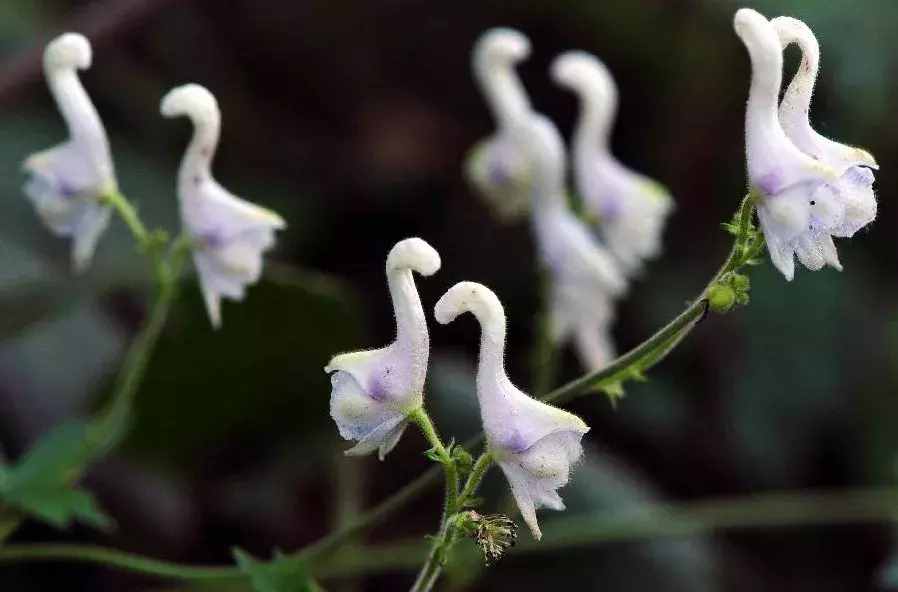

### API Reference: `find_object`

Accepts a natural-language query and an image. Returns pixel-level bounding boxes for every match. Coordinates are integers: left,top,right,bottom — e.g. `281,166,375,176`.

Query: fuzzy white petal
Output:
734,9,875,280
324,238,439,459
435,282,589,539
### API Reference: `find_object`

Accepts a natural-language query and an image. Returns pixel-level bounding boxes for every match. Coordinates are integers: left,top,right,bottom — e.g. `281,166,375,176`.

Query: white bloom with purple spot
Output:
434,281,589,540
161,84,286,328
465,28,535,221
514,113,626,371
735,9,876,281
772,15,878,239
552,51,673,274
23,33,115,272
325,238,440,460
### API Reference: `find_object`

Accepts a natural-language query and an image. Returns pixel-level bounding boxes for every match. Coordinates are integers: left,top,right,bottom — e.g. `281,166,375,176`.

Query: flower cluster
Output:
466,28,675,372
23,34,285,327
324,240,589,539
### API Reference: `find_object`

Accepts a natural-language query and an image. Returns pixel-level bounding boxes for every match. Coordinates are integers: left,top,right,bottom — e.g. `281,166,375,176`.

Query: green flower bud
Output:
708,283,736,313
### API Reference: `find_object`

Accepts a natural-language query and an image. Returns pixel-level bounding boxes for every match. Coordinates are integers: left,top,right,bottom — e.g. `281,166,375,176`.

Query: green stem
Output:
407,407,462,592
103,190,150,247
0,544,241,581
530,275,558,397
458,452,493,506
86,238,190,458
408,408,458,514
5,486,898,581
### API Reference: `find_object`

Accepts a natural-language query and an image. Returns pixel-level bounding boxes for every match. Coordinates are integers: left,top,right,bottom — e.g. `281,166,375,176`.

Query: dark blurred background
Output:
1,0,897,590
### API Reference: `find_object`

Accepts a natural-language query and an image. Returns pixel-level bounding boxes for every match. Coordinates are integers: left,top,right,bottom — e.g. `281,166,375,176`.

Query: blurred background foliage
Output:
1,0,897,590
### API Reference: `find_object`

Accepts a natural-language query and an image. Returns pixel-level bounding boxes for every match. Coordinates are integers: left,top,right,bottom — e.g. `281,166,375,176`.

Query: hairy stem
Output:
103,190,150,246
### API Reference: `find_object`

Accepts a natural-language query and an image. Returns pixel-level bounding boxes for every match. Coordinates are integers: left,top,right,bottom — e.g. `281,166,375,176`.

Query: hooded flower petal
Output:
734,8,876,281
325,238,441,459
435,282,589,539
511,112,626,370
772,16,878,172
465,28,535,221
161,84,286,327
551,51,674,274
771,15,877,239
23,33,116,272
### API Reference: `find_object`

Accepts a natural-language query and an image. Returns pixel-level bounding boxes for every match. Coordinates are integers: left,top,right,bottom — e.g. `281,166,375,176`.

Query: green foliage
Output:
233,548,317,592
0,422,111,529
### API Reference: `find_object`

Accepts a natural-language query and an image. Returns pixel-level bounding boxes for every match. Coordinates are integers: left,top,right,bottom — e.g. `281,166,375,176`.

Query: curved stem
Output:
0,544,241,581
409,408,458,514
102,190,150,247
459,452,493,505
86,240,190,458
6,484,895,582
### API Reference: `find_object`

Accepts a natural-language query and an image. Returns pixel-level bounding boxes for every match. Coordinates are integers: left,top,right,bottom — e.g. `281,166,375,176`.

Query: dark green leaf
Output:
233,548,316,592
0,421,112,529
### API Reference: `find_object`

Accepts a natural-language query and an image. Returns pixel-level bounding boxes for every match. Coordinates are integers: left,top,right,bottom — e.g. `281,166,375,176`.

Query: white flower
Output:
551,51,673,274
22,33,116,272
734,9,876,281
434,281,589,540
465,28,535,221
325,238,441,460
161,84,286,328
514,113,626,371
772,15,878,239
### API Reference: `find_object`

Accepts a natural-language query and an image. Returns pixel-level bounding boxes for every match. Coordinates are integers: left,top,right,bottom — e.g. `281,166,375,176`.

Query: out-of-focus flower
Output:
551,51,673,274
435,282,589,540
22,33,115,272
515,113,626,371
161,84,286,327
734,9,876,281
465,28,535,220
325,238,440,460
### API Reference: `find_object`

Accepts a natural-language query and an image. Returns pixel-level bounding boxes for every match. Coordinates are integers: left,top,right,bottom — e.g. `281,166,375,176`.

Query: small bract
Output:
435,281,589,540
325,238,441,460
23,33,116,272
161,84,286,327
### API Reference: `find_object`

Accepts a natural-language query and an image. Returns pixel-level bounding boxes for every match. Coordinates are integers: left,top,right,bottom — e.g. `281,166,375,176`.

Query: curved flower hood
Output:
772,16,878,174
325,238,440,460
512,112,626,370
734,9,876,281
435,281,589,540
551,50,673,274
23,33,116,272
161,84,286,327
465,28,535,220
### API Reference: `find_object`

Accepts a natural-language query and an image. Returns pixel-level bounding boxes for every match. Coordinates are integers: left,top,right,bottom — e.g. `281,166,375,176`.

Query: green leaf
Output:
1,485,112,530
0,421,112,529
2,422,94,488
233,548,316,592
